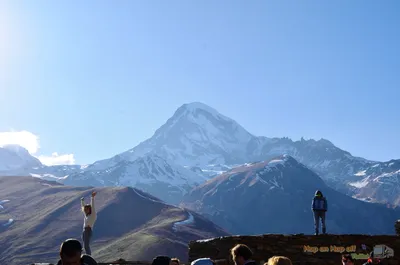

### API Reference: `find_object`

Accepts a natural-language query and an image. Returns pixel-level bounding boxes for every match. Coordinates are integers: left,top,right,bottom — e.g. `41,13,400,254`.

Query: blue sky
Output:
0,0,399,164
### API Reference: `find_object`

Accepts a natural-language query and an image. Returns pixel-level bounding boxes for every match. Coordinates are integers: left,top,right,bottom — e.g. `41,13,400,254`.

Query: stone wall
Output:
188,234,400,265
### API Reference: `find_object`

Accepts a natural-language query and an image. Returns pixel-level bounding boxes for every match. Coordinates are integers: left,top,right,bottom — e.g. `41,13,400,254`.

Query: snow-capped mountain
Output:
90,102,256,170
247,137,375,192
1,102,398,206
0,144,208,204
60,154,207,204
181,155,400,235
0,145,42,172
349,159,400,205
88,102,376,189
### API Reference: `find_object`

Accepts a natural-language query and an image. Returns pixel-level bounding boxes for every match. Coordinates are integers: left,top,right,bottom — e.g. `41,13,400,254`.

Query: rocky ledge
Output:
189,234,400,265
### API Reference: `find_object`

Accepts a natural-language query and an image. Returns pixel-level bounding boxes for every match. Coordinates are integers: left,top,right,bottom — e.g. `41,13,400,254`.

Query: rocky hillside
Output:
182,155,400,235
0,176,228,265
349,159,400,205
248,137,374,191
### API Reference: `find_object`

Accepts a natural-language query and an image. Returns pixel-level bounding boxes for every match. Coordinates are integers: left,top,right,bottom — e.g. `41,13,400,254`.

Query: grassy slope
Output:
0,176,228,265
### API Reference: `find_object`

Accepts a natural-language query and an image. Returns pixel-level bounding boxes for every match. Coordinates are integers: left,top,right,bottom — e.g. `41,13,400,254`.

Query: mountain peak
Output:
299,137,334,147
173,102,232,123
0,145,42,171
121,102,255,166
181,102,220,114
1,144,30,154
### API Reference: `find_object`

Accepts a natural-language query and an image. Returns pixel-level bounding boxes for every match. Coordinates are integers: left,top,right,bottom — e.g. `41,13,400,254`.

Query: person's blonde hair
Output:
266,256,292,265
171,258,180,265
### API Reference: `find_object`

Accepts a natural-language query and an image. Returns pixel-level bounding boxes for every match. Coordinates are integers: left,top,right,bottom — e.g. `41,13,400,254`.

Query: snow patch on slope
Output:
3,219,14,227
374,170,400,183
349,178,370,188
31,173,69,181
0,199,10,210
268,159,285,165
173,211,195,231
131,188,170,206
0,200,13,227
115,155,207,187
354,170,367,177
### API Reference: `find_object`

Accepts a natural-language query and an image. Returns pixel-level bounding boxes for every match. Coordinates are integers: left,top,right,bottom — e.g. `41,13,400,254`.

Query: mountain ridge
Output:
181,154,399,235
0,101,398,206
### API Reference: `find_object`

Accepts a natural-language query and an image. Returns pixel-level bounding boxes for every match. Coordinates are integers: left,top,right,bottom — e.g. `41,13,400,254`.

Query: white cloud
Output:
38,152,76,166
0,130,76,166
0,131,39,154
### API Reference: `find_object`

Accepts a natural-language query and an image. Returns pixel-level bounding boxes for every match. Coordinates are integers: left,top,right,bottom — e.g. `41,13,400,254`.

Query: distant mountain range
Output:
1,102,398,207
0,176,228,265
1,101,400,240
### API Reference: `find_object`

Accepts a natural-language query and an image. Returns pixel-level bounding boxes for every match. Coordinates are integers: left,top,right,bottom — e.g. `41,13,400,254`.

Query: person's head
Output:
266,256,292,265
191,258,216,265
171,258,181,265
59,239,82,265
83,204,92,215
152,256,171,265
231,244,253,265
341,254,354,265
315,190,323,197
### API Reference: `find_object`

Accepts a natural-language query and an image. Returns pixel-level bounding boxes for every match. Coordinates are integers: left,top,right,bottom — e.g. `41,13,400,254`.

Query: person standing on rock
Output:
311,190,327,235
81,191,97,256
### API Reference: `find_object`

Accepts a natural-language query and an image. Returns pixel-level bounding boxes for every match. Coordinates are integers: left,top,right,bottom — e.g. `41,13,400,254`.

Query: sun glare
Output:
0,3,27,83
0,9,15,67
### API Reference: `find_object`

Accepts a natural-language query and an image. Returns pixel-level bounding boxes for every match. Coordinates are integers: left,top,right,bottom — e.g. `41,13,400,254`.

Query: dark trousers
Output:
313,210,326,234
82,227,93,256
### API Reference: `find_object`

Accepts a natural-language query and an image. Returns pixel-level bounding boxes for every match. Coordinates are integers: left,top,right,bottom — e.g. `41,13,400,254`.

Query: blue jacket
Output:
312,196,328,211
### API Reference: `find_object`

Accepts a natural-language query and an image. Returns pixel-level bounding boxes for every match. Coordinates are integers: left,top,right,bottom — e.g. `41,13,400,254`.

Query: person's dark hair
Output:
231,244,253,261
60,238,83,257
342,254,354,262
84,204,92,215
152,256,171,265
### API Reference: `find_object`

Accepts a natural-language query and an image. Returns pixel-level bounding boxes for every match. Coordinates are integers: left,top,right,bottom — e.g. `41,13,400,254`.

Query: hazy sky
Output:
0,0,399,165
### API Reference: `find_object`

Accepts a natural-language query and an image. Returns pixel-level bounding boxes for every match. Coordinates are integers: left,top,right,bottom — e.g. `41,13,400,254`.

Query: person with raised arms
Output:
81,191,97,256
